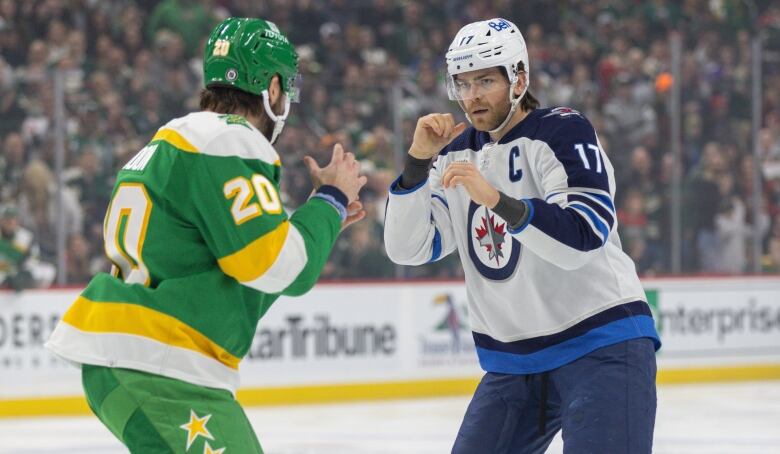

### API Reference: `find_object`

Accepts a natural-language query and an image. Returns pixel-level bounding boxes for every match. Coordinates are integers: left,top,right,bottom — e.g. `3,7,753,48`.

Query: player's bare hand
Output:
442,161,500,208
304,143,367,204
341,200,366,231
409,113,467,159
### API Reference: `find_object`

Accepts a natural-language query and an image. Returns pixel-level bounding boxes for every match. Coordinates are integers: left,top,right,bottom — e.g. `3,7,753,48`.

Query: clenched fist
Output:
409,113,468,159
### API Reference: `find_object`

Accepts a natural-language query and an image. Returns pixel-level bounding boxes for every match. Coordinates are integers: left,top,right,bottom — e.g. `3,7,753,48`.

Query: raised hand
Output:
442,161,500,208
304,143,368,227
409,113,468,160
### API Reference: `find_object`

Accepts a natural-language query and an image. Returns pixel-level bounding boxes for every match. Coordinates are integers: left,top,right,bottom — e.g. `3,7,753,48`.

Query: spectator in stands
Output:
147,0,217,58
767,215,780,272
618,146,663,242
687,142,726,270
128,88,164,138
603,74,657,153
619,189,649,245
0,4,26,67
0,203,33,290
21,39,48,85
737,154,772,264
0,132,26,201
64,232,94,284
64,148,110,241
17,160,83,261
714,173,749,273
0,203,54,290
151,30,199,116
0,57,24,138
329,219,394,279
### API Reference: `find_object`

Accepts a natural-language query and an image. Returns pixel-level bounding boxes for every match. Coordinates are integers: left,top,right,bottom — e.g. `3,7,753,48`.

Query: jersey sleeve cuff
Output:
390,174,428,195
313,185,348,221
491,192,533,234
506,198,535,234
399,155,432,189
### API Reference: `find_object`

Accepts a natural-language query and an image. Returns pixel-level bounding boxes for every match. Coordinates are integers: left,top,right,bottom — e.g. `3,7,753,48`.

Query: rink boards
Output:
1,277,779,417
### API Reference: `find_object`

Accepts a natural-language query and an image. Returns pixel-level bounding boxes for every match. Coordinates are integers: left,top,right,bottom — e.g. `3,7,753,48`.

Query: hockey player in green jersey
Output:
45,18,366,453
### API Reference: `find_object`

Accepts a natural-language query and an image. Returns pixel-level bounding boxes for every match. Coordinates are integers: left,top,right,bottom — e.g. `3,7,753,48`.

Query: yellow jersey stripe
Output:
218,221,291,283
152,128,199,153
62,296,240,369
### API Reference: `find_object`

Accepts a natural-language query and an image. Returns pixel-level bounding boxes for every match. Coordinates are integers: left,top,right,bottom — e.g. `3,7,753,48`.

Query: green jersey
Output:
46,111,343,393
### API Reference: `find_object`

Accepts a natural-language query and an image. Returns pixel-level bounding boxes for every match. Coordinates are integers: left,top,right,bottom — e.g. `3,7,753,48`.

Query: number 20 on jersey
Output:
223,174,282,225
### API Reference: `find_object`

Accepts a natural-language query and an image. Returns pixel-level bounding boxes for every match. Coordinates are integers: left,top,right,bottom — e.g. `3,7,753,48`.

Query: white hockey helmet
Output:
445,18,530,132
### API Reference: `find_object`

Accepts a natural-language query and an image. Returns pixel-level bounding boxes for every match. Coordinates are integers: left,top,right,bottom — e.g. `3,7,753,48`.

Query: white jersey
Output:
384,107,660,374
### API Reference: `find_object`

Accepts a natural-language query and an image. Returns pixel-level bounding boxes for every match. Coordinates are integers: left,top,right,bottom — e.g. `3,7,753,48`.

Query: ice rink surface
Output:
1,380,779,453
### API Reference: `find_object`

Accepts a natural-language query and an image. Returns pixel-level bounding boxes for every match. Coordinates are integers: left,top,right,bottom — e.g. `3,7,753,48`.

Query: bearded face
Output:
454,67,514,132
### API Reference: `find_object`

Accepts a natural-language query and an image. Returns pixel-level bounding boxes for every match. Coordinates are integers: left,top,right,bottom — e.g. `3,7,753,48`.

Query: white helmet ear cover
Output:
510,63,530,103
262,90,291,144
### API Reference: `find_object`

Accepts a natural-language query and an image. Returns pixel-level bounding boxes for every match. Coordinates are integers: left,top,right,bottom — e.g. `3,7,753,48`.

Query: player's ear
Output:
268,75,282,105
514,71,526,97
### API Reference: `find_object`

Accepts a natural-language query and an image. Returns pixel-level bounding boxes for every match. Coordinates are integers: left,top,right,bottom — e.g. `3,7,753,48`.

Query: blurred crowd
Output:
1,0,780,290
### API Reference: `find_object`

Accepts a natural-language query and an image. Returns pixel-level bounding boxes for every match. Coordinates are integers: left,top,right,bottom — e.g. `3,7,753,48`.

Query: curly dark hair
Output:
199,86,276,138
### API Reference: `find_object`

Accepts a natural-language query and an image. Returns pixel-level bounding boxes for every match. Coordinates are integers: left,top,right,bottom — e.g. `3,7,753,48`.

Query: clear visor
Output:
446,72,511,101
284,73,303,103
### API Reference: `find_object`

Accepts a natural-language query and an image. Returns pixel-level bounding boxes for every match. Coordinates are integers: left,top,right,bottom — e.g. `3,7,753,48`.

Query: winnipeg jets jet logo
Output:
542,107,582,118
475,207,507,265
467,202,521,280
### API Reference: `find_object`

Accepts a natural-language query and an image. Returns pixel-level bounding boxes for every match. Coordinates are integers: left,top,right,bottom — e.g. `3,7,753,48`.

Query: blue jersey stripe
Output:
431,193,449,209
427,227,442,263
527,198,603,251
583,191,615,212
568,194,615,226
473,301,652,354
475,316,660,374
546,191,615,218
571,204,610,242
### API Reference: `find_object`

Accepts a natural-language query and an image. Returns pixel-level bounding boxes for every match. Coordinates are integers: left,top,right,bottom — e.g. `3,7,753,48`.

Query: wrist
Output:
491,192,529,229
487,189,500,209
400,154,432,189
408,144,435,160
312,185,348,221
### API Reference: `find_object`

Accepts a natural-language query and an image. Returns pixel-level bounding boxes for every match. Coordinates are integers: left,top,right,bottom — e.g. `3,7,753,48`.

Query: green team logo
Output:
218,114,252,130
645,288,661,334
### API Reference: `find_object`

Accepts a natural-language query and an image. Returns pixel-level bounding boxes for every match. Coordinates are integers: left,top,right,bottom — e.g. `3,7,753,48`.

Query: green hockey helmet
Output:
203,17,299,102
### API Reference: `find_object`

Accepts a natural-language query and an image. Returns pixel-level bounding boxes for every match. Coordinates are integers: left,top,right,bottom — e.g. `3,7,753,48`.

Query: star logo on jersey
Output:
203,441,226,454
474,207,507,265
180,410,215,451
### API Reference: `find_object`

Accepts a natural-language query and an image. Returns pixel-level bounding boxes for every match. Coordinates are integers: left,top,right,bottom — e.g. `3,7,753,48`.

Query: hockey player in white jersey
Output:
384,18,660,453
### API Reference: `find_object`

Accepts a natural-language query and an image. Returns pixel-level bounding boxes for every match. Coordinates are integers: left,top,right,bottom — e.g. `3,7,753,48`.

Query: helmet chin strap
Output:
262,90,291,144
488,74,528,136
